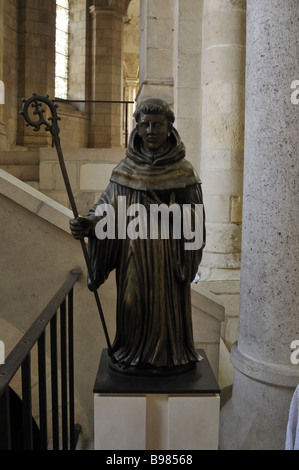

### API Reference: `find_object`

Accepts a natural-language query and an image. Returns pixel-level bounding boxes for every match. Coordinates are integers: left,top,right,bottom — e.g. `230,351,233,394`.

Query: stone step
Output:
0,150,40,165
0,165,39,181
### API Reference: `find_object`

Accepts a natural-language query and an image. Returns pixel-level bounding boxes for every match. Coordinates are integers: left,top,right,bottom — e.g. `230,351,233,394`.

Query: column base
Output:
219,345,298,450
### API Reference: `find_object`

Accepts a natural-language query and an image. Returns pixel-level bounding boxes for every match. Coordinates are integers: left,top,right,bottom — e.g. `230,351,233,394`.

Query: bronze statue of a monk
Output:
70,98,205,375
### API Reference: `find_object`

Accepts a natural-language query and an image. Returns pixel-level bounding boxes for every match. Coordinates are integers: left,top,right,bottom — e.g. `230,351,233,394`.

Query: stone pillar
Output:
138,0,203,170
89,1,130,148
124,77,138,138
220,0,299,450
173,0,203,170
0,0,6,149
123,0,139,137
68,0,89,114
17,0,56,148
200,0,246,281
137,0,174,105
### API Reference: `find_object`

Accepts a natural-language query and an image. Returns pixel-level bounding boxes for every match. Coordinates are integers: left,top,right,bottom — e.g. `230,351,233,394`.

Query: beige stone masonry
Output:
173,0,203,171
68,1,89,111
80,164,118,191
89,4,129,147
191,282,225,378
137,0,175,104
200,280,240,349
55,102,89,149
16,0,56,148
200,0,246,281
39,147,123,215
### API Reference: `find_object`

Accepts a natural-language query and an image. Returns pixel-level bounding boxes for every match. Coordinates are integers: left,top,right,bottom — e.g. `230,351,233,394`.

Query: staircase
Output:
0,150,40,188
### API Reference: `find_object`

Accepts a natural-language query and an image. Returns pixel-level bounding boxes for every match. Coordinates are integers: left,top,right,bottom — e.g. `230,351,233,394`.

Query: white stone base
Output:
94,393,220,450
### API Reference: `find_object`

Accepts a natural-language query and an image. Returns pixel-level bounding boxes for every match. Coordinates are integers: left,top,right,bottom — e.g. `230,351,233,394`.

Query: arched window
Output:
55,0,69,99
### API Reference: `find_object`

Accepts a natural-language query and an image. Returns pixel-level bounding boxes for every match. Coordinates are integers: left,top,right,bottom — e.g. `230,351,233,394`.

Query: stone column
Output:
123,0,139,138
138,0,204,170
89,1,130,148
68,0,89,114
220,0,299,450
137,0,174,105
173,0,203,170
124,77,138,138
17,0,56,148
199,0,246,281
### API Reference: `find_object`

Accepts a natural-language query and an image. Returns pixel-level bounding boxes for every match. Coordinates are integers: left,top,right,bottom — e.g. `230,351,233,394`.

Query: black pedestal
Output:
94,349,220,394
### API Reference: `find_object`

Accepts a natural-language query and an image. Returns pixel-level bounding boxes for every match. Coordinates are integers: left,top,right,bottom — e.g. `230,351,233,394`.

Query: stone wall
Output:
199,0,246,282
0,0,137,151
201,280,240,350
138,0,175,105
173,0,203,170
39,147,123,215
2,0,18,150
191,282,225,378
68,0,89,109
55,102,90,149
17,0,56,148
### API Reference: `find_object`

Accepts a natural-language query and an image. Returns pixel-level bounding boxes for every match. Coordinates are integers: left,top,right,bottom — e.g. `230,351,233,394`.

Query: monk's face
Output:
137,113,171,153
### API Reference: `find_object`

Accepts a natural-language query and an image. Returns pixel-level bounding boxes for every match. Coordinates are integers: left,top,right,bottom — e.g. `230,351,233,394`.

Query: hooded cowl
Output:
110,127,201,191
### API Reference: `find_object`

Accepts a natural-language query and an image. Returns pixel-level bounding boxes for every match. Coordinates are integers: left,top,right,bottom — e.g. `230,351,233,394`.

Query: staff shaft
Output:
21,93,112,355
55,137,112,354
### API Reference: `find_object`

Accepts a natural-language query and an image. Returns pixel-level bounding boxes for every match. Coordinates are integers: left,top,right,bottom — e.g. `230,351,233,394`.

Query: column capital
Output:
91,0,131,16
125,77,139,87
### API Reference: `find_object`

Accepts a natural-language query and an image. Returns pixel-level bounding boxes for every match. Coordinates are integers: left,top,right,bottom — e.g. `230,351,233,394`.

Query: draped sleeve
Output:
87,182,122,290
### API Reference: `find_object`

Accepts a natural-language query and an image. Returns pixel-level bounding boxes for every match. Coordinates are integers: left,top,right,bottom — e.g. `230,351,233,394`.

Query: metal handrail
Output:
0,268,82,450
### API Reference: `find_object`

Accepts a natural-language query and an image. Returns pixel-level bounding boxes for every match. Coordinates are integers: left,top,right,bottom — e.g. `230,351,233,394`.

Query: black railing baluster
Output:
60,300,68,450
38,331,47,449
21,354,33,450
0,269,82,451
68,288,75,450
50,314,59,450
0,387,11,450
125,102,128,148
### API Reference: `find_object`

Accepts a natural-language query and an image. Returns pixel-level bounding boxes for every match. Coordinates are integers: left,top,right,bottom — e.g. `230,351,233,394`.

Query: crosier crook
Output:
20,92,112,355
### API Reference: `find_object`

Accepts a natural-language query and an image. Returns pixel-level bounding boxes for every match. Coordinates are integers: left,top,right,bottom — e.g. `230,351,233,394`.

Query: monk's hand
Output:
69,216,93,239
